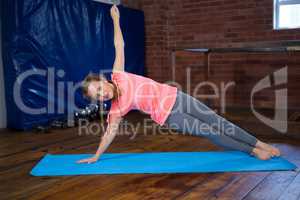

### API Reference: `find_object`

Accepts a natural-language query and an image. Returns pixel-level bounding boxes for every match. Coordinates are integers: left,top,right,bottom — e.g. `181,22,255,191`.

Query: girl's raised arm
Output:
111,5,125,72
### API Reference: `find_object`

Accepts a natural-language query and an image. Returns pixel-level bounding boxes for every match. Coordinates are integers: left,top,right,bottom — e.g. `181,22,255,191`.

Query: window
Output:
274,0,300,29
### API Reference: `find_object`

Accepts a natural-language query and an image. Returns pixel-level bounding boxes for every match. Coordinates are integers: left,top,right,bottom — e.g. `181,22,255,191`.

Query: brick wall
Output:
124,0,300,110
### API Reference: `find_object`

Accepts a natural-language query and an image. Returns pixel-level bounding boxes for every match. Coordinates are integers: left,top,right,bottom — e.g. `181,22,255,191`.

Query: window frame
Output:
273,0,300,30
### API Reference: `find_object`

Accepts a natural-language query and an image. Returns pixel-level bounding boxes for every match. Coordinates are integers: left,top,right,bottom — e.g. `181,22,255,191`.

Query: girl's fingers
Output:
111,7,117,16
77,159,88,163
77,158,97,164
113,5,119,13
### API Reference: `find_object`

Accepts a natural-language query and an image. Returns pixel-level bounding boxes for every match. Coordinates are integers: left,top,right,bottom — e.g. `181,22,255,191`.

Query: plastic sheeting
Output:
1,0,145,130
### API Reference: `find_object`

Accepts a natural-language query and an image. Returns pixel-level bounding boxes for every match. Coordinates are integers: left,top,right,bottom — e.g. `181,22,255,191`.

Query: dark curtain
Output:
1,0,145,130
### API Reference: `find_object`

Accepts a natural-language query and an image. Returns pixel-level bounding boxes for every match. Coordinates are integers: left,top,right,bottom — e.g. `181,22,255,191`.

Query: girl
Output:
77,5,281,164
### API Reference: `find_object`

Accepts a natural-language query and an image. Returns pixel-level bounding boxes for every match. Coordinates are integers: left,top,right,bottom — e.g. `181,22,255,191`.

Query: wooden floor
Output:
1,112,300,200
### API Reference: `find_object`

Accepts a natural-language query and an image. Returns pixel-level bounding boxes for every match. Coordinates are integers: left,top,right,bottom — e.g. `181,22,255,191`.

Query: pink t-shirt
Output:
106,71,178,126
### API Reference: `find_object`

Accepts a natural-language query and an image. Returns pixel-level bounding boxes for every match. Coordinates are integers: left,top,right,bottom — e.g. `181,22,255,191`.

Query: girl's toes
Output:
272,147,281,157
261,151,272,160
252,148,272,160
268,145,280,157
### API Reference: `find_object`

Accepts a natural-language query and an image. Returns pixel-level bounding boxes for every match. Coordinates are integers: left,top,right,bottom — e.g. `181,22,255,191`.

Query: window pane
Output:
279,0,300,4
279,4,300,28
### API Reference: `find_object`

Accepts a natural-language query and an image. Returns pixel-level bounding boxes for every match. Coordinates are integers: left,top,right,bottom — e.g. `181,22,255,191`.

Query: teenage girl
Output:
77,5,281,164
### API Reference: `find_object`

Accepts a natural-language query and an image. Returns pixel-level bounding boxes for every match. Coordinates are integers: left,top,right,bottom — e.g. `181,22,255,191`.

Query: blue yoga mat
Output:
30,151,297,176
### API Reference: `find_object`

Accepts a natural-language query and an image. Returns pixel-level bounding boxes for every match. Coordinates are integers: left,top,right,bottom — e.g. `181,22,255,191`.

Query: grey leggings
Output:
164,90,258,154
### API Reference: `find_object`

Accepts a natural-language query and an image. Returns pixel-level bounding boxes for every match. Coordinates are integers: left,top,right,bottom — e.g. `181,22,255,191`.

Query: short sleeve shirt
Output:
106,71,178,126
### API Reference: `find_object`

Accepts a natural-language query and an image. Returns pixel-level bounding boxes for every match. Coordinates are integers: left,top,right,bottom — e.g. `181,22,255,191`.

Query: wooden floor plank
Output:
173,173,241,200
0,129,81,158
243,171,298,200
243,144,300,200
213,172,271,200
278,170,300,200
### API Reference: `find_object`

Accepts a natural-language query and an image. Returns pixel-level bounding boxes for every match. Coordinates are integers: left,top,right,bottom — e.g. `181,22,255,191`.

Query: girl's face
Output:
87,80,114,101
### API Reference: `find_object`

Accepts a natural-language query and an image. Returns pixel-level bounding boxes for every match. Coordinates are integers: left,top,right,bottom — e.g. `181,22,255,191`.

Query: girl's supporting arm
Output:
77,116,122,164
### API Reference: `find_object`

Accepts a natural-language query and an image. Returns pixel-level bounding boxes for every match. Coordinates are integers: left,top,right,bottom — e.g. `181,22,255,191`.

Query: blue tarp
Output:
1,0,144,130
30,151,297,176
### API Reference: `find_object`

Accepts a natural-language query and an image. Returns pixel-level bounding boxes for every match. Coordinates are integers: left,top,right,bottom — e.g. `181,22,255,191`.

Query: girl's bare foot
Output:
256,141,281,157
251,148,272,160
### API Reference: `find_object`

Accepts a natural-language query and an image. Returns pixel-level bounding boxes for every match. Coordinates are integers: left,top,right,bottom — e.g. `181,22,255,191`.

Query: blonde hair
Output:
81,73,121,101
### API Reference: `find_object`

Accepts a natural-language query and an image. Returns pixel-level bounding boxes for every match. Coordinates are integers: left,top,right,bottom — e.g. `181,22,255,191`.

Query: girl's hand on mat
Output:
76,156,99,164
110,5,120,20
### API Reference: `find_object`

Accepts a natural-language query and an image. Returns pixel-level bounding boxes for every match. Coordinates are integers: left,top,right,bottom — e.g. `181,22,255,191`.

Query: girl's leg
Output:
176,91,258,147
165,111,255,154
165,111,272,160
174,91,280,156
